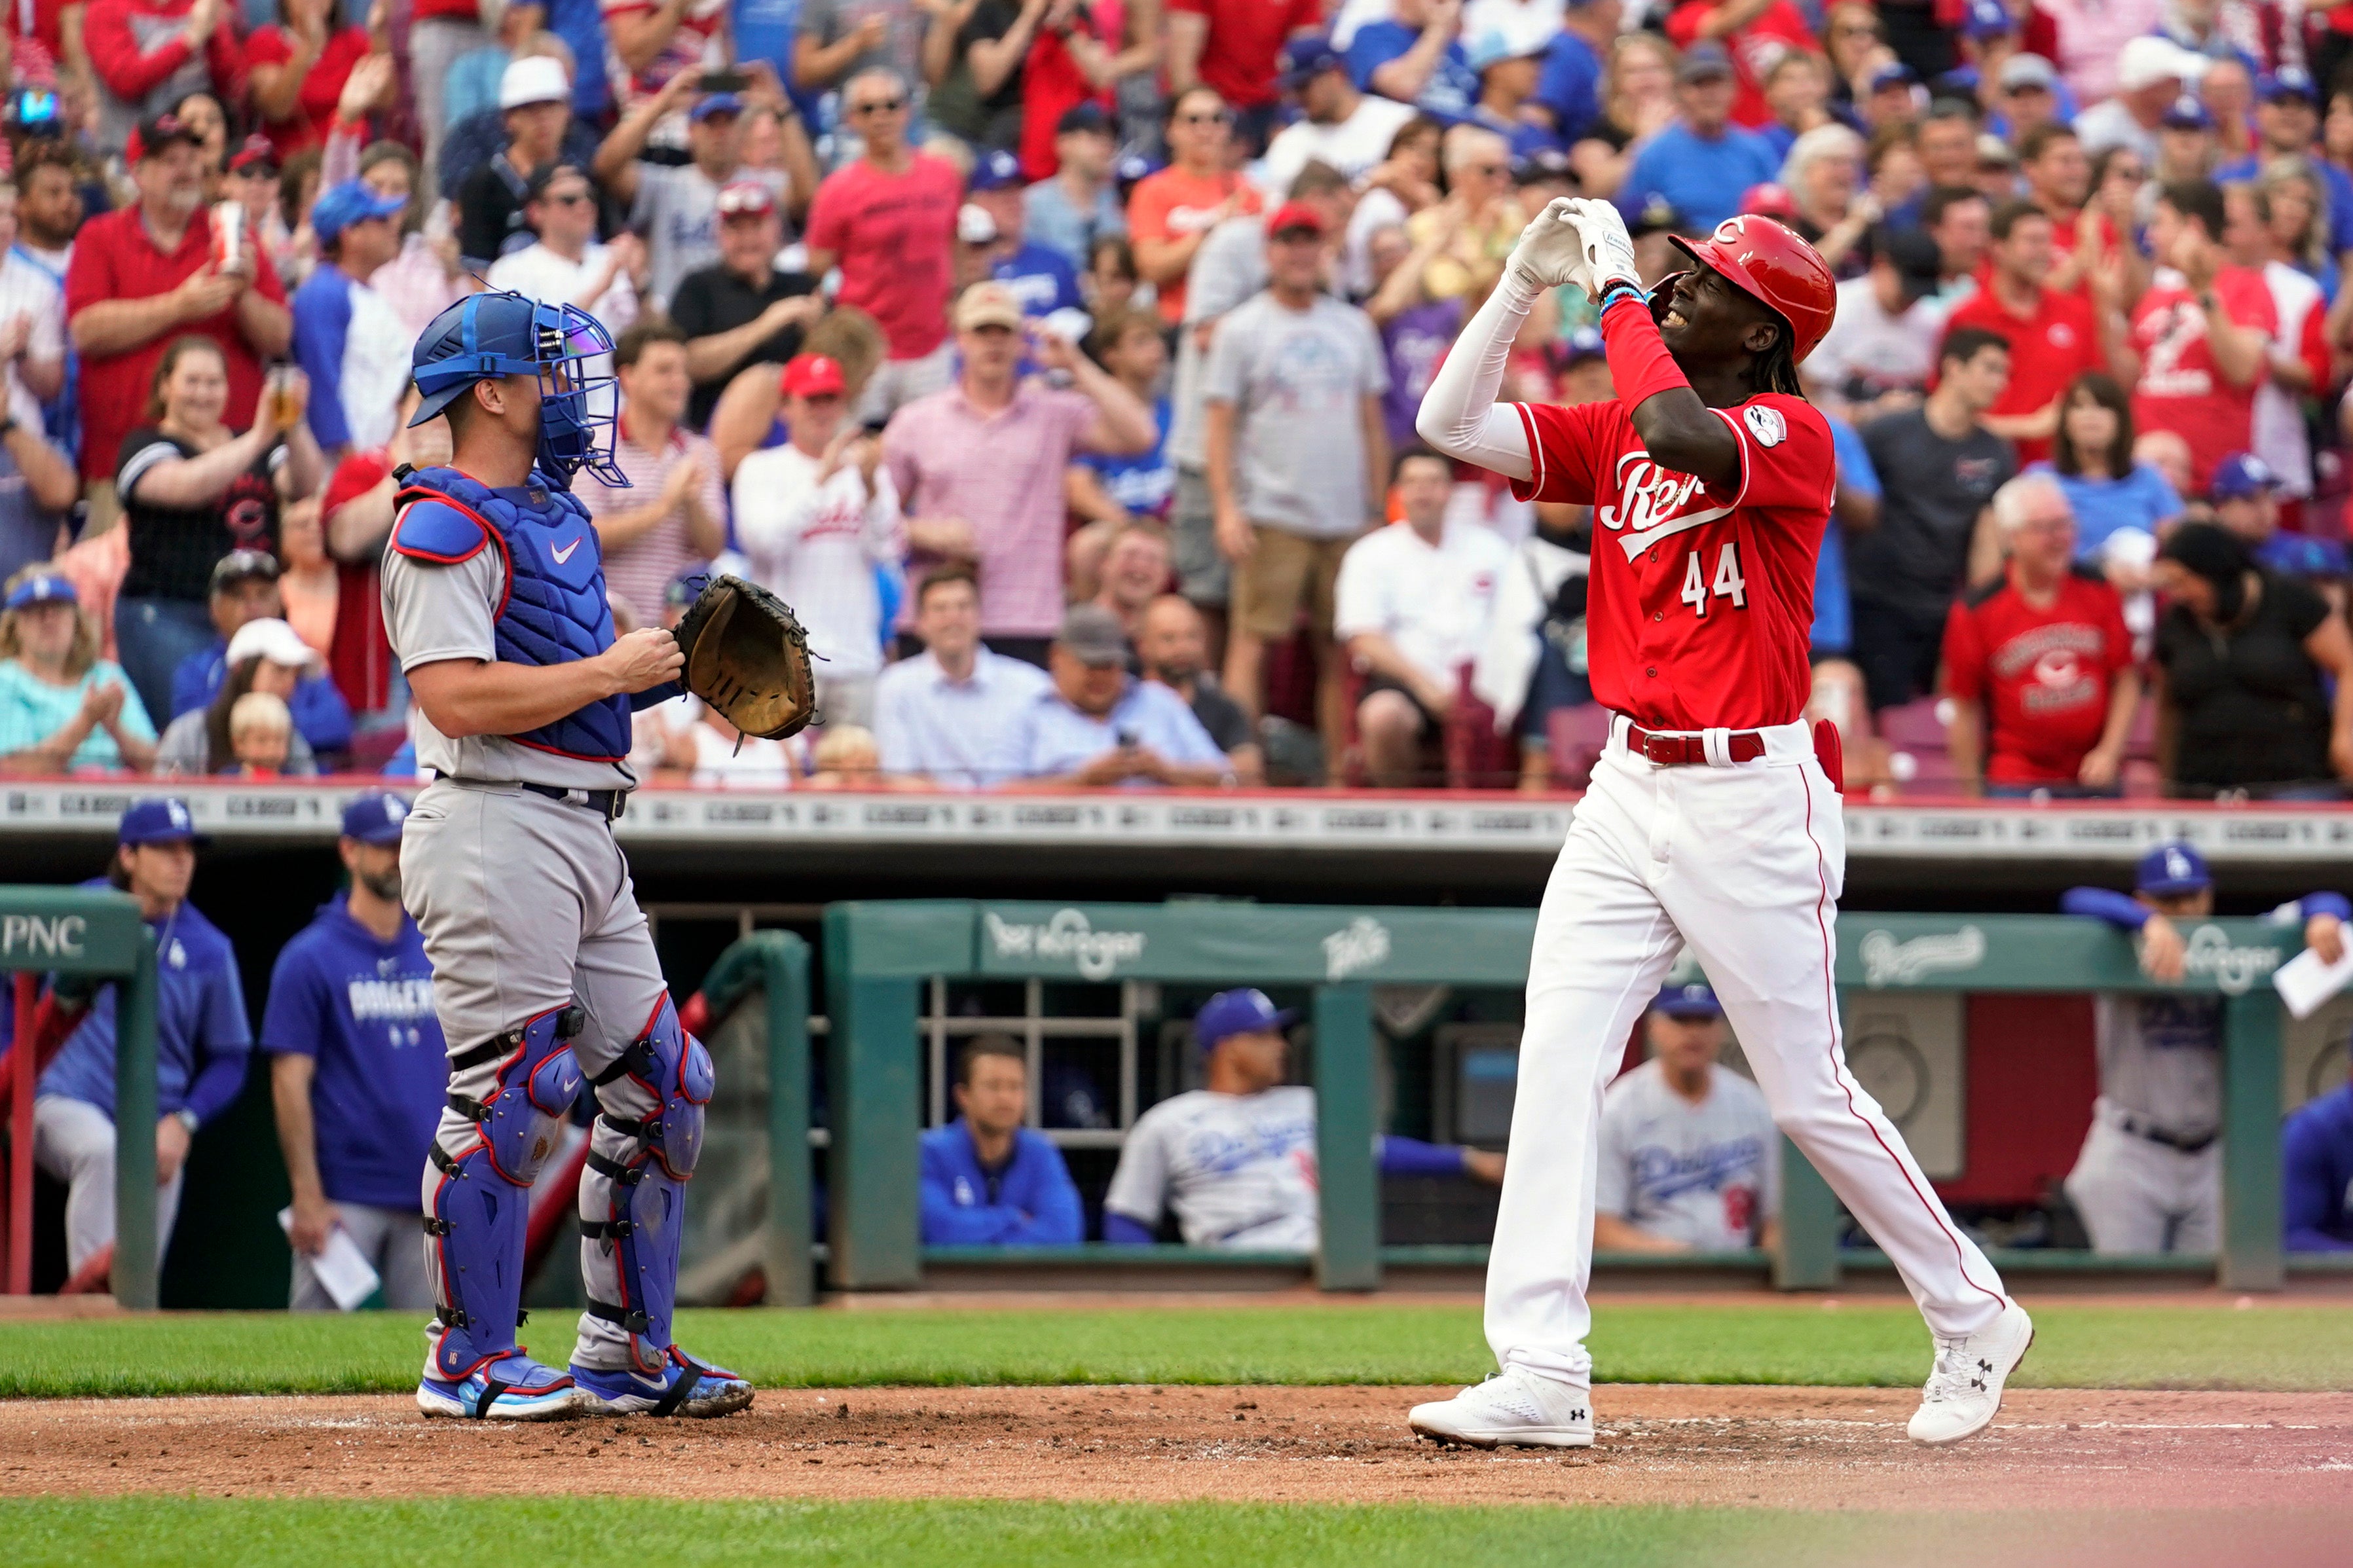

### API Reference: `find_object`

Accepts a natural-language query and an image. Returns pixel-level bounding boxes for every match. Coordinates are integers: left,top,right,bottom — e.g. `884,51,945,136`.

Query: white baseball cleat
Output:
1409,1368,1595,1449
1908,1298,2035,1446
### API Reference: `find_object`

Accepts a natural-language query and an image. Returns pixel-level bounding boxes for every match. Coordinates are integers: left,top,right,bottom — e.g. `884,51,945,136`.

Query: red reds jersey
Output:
1510,393,1835,731
2129,264,2277,494
1940,566,2133,785
1661,0,1822,130
1941,284,2101,467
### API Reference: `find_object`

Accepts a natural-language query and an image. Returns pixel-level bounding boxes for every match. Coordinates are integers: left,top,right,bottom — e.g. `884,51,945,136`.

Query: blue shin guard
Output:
419,1004,584,1417
575,995,747,1414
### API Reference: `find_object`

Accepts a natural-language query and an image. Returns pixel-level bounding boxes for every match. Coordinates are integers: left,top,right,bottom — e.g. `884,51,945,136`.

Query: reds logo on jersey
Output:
1596,450,1730,559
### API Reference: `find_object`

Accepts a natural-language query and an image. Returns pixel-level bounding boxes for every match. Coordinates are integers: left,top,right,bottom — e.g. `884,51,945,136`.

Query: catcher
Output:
383,289,807,1421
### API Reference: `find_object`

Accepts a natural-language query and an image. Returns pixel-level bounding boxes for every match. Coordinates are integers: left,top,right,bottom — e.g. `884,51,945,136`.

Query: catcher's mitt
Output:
671,574,819,740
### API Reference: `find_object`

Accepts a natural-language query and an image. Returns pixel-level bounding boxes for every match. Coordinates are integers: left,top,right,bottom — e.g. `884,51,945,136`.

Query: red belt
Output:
1621,721,1767,767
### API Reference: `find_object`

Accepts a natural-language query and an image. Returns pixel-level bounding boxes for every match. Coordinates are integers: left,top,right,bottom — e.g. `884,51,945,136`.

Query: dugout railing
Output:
0,886,163,1307
690,902,2331,1299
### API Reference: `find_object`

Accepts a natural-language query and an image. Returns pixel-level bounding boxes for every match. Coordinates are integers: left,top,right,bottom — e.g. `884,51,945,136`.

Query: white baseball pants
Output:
1487,717,2009,1382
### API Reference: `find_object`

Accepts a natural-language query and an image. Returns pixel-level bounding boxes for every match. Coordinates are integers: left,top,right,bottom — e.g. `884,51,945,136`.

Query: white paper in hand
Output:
2272,943,2353,1020
277,1207,380,1310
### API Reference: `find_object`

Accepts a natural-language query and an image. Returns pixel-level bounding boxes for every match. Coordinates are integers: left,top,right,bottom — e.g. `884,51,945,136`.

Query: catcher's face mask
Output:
408,291,624,491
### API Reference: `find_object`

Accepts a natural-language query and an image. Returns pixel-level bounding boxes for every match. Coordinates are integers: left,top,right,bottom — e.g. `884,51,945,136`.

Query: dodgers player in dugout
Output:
1413,198,2035,1450
2060,842,2348,1256
382,289,752,1421
265,792,445,1311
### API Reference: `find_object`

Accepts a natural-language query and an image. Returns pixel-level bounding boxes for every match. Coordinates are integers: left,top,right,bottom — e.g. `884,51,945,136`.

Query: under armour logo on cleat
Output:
1978,1359,1992,1373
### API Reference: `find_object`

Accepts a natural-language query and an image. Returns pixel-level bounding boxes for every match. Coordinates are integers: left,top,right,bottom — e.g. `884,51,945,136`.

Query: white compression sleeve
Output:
1414,272,1538,483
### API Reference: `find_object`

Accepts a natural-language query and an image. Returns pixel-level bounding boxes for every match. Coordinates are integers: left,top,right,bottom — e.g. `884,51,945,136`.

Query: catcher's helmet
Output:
408,289,624,490
1667,215,1838,364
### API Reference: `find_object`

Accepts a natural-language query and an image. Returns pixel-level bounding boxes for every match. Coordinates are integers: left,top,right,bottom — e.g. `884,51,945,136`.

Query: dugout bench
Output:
695,903,2333,1300
0,886,163,1308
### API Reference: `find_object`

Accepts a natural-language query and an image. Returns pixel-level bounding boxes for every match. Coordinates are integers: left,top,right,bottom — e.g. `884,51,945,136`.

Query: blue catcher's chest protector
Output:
390,465,634,761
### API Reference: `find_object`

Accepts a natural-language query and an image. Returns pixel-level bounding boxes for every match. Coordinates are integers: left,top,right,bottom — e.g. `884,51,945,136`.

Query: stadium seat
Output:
1546,703,1613,790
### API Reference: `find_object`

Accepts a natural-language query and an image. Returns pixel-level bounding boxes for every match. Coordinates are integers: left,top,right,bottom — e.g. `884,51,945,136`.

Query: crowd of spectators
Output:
0,0,2346,796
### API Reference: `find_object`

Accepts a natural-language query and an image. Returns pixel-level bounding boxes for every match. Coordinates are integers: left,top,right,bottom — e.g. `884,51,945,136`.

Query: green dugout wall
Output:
789,902,2313,1295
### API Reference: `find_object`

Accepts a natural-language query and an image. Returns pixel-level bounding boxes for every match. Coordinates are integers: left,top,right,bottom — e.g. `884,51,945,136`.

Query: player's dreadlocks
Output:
1749,322,1803,399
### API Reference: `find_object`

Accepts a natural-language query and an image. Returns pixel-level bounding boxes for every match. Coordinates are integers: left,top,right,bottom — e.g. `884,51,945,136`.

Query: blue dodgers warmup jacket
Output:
917,1121,1084,1246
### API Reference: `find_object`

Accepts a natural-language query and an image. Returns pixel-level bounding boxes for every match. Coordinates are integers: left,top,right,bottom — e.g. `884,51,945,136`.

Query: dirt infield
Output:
5,1385,2350,1511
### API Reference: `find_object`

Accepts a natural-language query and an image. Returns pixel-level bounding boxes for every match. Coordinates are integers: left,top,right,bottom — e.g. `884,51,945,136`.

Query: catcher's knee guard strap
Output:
579,995,713,1373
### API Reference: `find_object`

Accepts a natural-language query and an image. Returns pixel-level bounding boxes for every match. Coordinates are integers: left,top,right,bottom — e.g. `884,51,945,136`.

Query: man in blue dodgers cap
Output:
263,792,445,1311
2058,843,2350,1253
1100,988,1504,1249
383,288,750,1421
33,798,248,1284
1592,982,1781,1256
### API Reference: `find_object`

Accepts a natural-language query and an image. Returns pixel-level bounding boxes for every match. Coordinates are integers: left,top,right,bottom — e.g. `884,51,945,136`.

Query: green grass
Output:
7,1300,2348,1398
11,1499,2344,1568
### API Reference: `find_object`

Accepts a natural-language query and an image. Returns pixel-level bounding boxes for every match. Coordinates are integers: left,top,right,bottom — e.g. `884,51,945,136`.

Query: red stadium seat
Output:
1546,703,1613,790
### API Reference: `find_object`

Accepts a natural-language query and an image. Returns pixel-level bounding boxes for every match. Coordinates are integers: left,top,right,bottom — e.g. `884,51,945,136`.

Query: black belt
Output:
445,777,628,822
2114,1110,2217,1154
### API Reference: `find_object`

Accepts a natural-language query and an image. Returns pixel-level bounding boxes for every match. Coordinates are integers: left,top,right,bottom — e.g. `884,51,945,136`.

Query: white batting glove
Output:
1568,198,1642,297
1505,197,1595,296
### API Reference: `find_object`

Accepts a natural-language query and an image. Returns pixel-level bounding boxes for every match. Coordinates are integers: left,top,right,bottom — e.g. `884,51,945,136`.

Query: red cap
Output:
1737,181,1798,220
1266,200,1327,237
322,449,393,519
715,179,777,219
780,354,847,399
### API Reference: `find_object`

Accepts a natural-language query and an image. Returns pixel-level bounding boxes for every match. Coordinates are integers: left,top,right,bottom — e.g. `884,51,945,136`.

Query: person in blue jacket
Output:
33,797,251,1278
918,1037,1084,1246
2283,1067,2353,1252
2058,841,2347,1253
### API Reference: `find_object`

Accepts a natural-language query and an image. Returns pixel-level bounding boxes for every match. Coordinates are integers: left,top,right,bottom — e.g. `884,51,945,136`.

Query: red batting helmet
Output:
1667,215,1838,364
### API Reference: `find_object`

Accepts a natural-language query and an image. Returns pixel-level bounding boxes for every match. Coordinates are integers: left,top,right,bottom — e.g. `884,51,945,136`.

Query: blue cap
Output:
1868,61,1918,94
2209,451,2278,500
1195,988,1299,1051
119,797,201,847
4,571,75,611
340,792,410,846
2137,841,2212,897
971,148,1025,192
2260,67,2318,103
2161,94,2213,131
1115,153,1161,187
1652,983,1722,1019
1935,65,1983,97
1278,31,1346,87
310,179,407,244
690,92,743,122
1964,0,2014,38
1562,325,1606,363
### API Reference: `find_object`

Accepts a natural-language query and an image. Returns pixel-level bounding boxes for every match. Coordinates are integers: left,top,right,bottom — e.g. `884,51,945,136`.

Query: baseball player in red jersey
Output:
1407,198,2033,1450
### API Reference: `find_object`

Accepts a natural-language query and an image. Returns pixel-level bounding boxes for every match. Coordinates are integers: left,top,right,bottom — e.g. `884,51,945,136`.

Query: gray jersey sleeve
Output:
1102,1107,1172,1226
382,546,502,673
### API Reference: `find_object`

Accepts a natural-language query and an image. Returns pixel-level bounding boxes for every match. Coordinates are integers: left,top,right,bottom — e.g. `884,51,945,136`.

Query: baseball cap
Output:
1056,102,1112,138
228,135,278,175
2209,451,2279,500
690,92,743,122
2258,532,2350,577
525,161,592,201
1279,31,1348,87
957,202,999,245
125,111,202,164
209,549,281,594
1466,28,1547,71
2260,67,2319,104
1976,133,2018,169
1867,61,1919,94
971,148,1026,192
2001,53,2058,92
1739,181,1799,220
1651,983,1722,1019
1054,602,1128,668
779,352,847,399
1678,42,1735,84
1195,988,1299,1051
1561,325,1606,364
2136,841,2212,897
226,616,316,670
2160,94,2214,132
310,179,408,244
714,178,776,219
1115,152,1162,189
119,797,202,847
1627,193,1684,238
1935,66,1983,99
499,54,570,111
4,571,75,611
954,279,1025,331
1267,199,1327,237
1513,146,1574,187
2116,35,2200,96
1963,0,2015,39
340,792,410,846
664,568,709,611
1878,227,1946,303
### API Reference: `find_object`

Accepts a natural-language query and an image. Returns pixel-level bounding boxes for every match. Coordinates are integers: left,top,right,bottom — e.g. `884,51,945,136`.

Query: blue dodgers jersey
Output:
37,880,250,1120
260,895,447,1210
917,1122,1083,1245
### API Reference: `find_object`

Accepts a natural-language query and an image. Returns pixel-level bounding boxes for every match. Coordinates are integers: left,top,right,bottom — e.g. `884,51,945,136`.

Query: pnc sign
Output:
0,912,86,961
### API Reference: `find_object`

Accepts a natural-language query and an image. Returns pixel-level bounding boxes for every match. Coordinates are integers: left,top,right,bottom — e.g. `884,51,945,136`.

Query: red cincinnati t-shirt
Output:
1510,392,1835,731
243,26,374,158
1662,0,1825,130
2129,264,2277,494
804,153,963,361
1168,0,1320,110
1940,566,2134,784
1940,283,2102,468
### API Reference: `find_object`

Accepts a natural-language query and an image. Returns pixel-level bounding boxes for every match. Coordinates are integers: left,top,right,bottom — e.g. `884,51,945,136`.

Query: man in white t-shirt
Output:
731,354,902,727
1594,984,1781,1254
1335,448,1511,786
1103,987,1502,1249
1261,33,1418,199
485,164,646,335
1805,228,1948,421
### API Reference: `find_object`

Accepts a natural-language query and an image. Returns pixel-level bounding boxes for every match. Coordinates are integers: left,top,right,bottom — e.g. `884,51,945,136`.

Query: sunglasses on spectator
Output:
853,97,906,115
